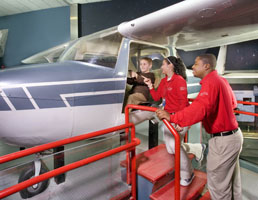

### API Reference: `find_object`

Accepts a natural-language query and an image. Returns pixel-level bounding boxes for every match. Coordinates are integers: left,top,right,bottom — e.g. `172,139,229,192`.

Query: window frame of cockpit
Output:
122,39,170,111
127,40,170,72
58,27,123,69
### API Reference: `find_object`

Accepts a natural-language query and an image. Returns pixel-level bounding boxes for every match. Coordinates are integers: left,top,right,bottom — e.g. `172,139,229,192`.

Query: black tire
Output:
18,164,50,199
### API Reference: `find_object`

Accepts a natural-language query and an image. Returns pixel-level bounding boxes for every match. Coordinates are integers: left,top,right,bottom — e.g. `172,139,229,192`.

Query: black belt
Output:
211,128,238,138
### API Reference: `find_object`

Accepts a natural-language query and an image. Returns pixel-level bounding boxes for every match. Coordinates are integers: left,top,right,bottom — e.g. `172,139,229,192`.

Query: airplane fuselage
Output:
0,61,127,146
0,29,201,147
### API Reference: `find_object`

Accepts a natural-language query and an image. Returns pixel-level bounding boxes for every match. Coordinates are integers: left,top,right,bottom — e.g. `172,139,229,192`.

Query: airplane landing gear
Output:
18,155,50,199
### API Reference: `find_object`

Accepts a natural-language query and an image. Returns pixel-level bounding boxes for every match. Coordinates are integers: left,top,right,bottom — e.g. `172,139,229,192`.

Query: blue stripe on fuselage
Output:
3,88,34,110
0,96,11,111
26,80,125,109
68,93,124,106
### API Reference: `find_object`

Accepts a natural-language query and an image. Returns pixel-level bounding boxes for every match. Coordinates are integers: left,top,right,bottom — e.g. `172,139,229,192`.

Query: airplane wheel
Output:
18,165,50,199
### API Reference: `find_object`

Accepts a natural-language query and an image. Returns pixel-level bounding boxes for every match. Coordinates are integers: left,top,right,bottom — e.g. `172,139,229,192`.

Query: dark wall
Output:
79,0,182,36
177,39,258,71
177,48,219,69
0,6,70,67
226,40,258,71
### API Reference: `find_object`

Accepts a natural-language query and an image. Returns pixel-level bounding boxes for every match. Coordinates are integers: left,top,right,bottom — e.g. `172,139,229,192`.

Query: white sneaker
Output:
180,173,195,186
195,144,206,163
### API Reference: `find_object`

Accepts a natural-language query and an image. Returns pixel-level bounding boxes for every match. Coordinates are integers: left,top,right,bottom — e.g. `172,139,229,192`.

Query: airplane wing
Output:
118,0,258,51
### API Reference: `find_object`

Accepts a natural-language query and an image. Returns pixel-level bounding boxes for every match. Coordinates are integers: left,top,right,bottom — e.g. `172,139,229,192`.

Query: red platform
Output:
121,144,194,183
200,190,211,200
150,170,207,200
110,189,131,200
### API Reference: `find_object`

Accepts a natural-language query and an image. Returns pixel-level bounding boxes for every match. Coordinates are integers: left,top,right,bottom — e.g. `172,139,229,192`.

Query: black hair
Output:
198,54,217,70
165,56,187,80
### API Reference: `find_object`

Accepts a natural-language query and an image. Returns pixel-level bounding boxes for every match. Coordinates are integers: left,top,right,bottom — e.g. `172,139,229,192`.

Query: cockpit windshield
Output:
59,27,123,69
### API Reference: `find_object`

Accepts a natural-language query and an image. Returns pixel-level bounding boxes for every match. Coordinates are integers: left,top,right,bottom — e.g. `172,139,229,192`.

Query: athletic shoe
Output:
180,173,195,186
195,144,206,163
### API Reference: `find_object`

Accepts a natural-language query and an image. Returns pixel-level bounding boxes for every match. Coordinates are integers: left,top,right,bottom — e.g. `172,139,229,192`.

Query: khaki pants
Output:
182,143,203,161
207,129,243,200
163,124,193,179
127,93,147,112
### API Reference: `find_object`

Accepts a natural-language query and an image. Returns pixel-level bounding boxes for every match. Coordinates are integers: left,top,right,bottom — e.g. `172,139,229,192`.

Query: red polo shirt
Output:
170,70,238,134
150,74,189,113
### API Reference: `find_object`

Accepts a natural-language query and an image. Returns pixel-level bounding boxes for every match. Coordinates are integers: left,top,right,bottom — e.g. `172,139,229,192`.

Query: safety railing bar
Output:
236,100,258,106
0,138,140,199
189,98,258,116
1,135,120,173
234,110,258,117
125,104,181,200
0,123,135,164
189,98,258,107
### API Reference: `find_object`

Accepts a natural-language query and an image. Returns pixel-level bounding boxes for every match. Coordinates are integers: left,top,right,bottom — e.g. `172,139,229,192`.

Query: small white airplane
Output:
1,0,258,198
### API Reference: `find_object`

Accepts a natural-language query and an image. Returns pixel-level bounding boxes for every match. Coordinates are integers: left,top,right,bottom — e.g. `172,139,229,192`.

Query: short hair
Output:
197,54,217,70
140,57,152,65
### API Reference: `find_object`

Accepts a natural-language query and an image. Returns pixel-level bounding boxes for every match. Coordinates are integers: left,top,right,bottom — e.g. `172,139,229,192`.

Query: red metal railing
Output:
235,100,258,117
125,99,257,200
125,104,181,200
1,100,256,200
0,123,140,199
189,98,258,117
237,100,258,106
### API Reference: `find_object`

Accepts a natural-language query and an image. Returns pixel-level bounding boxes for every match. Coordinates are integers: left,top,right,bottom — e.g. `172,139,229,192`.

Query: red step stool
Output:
150,170,207,200
121,144,197,199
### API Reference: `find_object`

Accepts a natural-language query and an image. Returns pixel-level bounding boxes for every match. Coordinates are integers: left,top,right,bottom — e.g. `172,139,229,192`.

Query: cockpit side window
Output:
122,42,169,111
60,29,123,69
128,43,168,87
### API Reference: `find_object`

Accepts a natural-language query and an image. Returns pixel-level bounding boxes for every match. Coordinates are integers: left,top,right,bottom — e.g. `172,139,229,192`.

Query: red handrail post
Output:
163,119,181,200
125,105,131,185
131,125,137,200
125,104,180,200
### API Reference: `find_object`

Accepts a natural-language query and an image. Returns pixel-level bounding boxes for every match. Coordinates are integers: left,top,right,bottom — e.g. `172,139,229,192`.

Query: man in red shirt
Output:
156,54,243,200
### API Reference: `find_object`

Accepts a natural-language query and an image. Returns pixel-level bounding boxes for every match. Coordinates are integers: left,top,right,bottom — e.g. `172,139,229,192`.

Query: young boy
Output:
126,57,155,110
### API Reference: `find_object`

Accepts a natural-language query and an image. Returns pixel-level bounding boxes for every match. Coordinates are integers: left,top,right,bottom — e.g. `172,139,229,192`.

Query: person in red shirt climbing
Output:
155,54,243,200
144,56,195,186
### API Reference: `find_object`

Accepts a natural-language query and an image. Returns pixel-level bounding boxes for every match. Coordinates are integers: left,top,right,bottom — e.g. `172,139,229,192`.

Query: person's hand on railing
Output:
234,107,240,116
175,124,183,132
155,109,170,121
